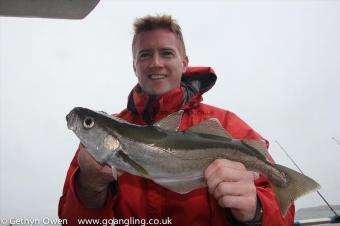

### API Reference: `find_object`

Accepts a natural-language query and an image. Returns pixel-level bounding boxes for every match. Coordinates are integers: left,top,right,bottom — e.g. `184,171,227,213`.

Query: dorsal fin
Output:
187,118,232,139
241,139,269,159
153,110,184,131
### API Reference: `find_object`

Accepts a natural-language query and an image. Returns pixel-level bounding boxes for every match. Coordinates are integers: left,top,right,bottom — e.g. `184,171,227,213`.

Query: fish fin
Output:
154,175,206,194
241,139,269,159
116,150,149,177
270,164,320,216
153,110,184,131
187,118,232,139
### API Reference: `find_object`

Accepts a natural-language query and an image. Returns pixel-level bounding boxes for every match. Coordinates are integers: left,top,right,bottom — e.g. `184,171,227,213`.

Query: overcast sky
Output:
1,0,340,221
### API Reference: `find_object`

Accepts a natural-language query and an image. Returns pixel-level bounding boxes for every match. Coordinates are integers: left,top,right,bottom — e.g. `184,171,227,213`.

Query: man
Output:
59,15,294,225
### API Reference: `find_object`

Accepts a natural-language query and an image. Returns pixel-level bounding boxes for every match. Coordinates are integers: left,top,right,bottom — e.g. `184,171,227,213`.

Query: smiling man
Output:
132,28,188,96
59,15,294,226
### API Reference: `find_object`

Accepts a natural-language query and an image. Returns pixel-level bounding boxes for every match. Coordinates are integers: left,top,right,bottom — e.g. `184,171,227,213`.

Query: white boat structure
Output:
294,205,340,226
0,0,100,19
294,216,340,226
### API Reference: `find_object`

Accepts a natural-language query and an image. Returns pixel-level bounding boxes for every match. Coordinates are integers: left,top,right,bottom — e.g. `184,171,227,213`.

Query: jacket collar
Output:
127,66,217,124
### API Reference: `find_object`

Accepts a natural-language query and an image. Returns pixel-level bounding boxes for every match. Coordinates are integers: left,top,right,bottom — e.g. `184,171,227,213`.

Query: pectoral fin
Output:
116,150,148,177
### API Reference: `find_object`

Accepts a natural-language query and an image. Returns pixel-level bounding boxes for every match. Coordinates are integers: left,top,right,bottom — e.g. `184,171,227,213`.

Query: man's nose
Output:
149,53,163,68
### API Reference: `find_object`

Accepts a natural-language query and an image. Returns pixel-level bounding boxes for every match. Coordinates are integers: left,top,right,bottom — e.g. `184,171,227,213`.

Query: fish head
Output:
66,107,122,163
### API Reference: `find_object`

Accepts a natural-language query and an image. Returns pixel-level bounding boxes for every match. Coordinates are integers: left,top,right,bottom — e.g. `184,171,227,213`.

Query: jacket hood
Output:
181,66,217,95
127,66,217,124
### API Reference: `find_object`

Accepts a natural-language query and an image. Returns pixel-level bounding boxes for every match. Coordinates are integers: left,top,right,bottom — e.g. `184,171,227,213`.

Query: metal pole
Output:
332,137,340,146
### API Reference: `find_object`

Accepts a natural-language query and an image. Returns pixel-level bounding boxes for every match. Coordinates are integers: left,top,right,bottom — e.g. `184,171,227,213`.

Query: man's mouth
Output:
148,74,166,80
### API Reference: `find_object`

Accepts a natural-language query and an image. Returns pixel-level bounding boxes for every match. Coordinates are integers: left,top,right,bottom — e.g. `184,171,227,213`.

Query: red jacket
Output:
59,67,294,226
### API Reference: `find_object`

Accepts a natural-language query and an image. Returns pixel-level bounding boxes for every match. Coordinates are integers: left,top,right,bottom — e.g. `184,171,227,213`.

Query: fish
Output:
66,107,320,215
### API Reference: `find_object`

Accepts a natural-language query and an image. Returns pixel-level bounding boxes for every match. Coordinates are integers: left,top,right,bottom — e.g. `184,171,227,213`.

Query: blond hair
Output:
132,15,186,57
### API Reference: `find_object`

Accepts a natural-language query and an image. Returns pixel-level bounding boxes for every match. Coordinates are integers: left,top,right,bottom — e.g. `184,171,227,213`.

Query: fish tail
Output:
269,164,320,216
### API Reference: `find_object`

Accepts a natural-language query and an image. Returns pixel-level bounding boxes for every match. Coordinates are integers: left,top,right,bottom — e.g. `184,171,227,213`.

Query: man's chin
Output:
143,86,177,96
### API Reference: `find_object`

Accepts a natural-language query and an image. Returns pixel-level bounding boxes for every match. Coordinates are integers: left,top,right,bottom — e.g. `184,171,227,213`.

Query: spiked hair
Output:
132,14,187,57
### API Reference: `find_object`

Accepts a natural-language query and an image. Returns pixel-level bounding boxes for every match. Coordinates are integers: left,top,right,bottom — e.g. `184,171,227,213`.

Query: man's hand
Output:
77,143,122,208
204,159,259,222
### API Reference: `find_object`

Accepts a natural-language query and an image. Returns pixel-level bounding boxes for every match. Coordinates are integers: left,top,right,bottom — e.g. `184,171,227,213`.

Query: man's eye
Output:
139,53,151,59
162,51,174,57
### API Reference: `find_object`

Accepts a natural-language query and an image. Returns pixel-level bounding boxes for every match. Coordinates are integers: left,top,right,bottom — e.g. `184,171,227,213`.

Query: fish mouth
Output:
66,110,79,131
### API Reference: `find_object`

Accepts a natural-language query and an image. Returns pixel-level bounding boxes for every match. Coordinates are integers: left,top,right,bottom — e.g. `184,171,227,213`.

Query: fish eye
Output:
83,117,94,129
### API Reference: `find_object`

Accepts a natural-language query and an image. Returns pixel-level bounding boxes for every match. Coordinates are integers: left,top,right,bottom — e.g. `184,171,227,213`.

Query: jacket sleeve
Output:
256,176,295,225
58,147,115,225
225,111,295,225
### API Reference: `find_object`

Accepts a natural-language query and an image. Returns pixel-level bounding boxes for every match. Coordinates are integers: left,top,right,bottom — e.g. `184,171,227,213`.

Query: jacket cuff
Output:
256,186,295,226
59,166,115,224
225,196,262,226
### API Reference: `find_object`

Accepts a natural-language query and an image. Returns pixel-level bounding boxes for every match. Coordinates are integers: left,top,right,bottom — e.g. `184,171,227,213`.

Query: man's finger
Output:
205,165,249,193
217,195,256,210
205,159,246,179
213,181,253,199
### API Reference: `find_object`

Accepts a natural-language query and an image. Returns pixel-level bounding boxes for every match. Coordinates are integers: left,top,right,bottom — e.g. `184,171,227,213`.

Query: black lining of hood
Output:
127,91,137,114
181,72,217,94
141,95,157,125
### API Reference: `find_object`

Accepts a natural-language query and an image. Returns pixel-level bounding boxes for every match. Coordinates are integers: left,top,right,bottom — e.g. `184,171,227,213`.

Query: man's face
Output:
133,29,188,96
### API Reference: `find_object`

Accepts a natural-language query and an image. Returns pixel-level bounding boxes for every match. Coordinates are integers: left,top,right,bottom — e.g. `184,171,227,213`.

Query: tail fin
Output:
269,164,320,216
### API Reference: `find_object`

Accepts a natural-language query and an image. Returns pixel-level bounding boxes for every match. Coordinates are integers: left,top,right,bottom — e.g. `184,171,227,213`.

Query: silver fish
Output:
66,107,320,215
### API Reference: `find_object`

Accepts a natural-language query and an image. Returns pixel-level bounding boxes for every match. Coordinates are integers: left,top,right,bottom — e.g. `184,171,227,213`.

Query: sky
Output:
1,0,340,222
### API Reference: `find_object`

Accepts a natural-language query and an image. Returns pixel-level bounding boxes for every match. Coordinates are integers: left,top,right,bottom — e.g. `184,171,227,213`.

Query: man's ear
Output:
133,60,136,74
182,56,189,73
